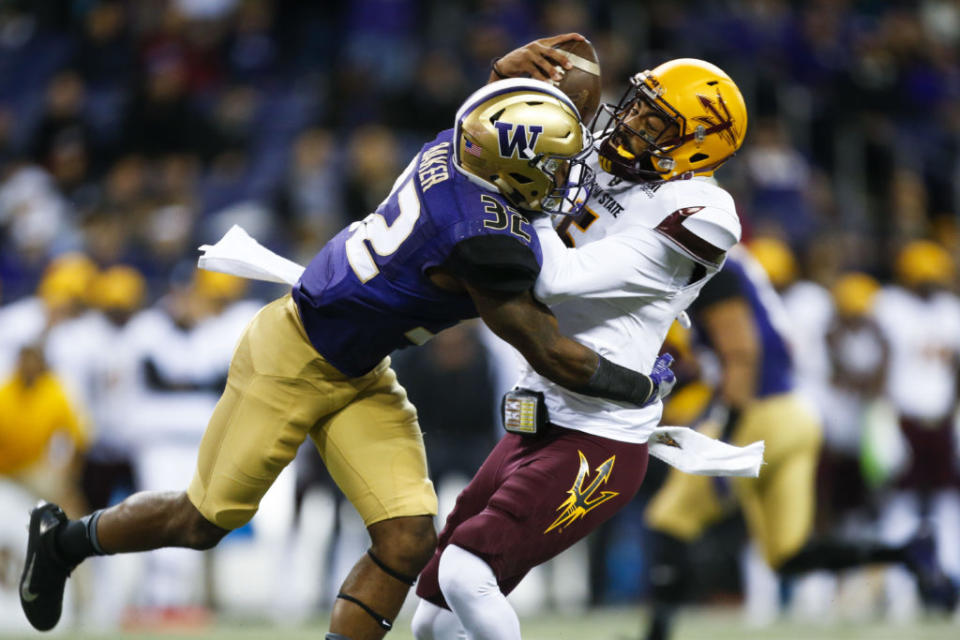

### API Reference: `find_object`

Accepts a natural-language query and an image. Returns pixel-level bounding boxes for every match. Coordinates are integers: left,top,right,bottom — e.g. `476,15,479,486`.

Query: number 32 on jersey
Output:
345,173,533,283
345,157,421,283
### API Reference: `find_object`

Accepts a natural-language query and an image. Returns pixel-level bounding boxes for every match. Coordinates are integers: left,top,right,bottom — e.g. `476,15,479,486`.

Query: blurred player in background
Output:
412,43,754,640
820,273,889,532
0,344,88,514
0,253,98,378
873,240,960,619
0,257,96,521
108,269,257,623
44,265,148,514
20,79,676,640
642,246,957,640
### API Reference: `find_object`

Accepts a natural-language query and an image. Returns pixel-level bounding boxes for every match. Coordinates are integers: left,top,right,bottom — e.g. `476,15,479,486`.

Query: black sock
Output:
779,536,905,575
644,531,687,640
56,510,108,564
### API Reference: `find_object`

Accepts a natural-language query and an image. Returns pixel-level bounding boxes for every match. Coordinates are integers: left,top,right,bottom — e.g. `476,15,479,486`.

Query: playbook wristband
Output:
576,354,655,406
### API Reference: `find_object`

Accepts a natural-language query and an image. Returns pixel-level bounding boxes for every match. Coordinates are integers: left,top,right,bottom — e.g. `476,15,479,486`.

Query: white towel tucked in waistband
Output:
197,224,305,286
647,426,764,477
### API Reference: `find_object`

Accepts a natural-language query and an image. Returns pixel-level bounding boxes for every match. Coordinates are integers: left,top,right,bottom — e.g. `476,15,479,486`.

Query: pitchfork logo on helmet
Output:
453,78,595,216
593,58,747,183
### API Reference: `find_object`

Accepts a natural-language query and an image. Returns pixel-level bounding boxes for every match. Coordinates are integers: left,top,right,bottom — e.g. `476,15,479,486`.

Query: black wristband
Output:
575,355,655,406
491,56,508,79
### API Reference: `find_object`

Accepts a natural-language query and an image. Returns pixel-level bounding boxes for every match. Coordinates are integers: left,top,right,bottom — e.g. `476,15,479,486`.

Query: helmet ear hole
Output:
689,153,709,163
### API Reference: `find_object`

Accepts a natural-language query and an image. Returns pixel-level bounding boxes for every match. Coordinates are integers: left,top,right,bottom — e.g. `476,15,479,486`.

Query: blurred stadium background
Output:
1,0,959,637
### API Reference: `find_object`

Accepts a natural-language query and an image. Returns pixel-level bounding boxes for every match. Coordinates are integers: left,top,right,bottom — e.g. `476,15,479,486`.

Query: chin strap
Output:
334,549,419,631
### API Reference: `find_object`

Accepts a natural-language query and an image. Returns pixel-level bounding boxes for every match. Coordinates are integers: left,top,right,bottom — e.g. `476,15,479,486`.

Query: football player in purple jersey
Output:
20,78,676,640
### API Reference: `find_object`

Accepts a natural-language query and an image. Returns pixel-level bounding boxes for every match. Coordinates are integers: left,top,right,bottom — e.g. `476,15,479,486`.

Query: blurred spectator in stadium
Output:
340,0,419,93
28,71,99,175
141,153,204,281
873,239,960,620
121,42,216,160
342,123,401,221
0,344,88,516
277,127,345,257
101,155,153,219
224,0,278,86
742,119,819,245
76,1,133,91
385,49,470,139
0,164,76,295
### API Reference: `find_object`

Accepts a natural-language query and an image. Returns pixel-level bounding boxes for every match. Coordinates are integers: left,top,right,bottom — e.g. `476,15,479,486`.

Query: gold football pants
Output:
645,392,822,569
187,295,437,530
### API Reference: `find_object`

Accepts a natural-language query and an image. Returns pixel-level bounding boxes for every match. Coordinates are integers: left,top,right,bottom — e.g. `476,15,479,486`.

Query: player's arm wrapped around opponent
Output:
531,215,699,304
465,285,674,409
441,234,674,410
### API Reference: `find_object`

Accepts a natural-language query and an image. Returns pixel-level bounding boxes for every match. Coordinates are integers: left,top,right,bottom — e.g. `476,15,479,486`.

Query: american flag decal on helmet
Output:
464,138,484,157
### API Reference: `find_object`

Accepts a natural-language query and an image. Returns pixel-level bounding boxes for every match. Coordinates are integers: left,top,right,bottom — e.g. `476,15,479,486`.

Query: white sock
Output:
437,544,521,640
411,598,467,640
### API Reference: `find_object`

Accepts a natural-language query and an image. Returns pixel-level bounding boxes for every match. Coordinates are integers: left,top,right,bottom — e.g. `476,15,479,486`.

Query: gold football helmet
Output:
894,240,955,289
454,78,594,215
747,237,797,290
594,58,747,182
38,252,98,308
87,265,146,312
831,272,880,318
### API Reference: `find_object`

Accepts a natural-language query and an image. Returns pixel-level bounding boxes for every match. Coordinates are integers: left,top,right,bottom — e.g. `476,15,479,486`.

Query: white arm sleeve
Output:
533,215,676,305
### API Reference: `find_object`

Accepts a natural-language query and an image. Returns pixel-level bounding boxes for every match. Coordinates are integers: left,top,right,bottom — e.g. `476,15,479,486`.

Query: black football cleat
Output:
20,502,77,631
904,527,959,613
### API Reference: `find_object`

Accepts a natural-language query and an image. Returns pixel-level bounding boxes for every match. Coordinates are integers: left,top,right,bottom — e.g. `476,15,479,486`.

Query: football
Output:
552,39,602,122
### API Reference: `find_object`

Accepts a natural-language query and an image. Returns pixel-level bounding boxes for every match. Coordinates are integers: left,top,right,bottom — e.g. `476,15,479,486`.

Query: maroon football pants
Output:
417,426,649,607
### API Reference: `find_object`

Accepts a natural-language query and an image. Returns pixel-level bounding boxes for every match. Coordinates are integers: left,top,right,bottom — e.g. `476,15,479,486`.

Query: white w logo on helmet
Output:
495,122,543,159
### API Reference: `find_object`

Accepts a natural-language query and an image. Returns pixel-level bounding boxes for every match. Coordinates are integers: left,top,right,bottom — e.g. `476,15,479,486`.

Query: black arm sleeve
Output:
574,355,655,406
689,266,743,314
442,235,541,293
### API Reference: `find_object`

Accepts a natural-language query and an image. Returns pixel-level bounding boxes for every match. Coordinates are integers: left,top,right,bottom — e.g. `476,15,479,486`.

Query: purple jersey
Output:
692,254,795,397
293,129,543,376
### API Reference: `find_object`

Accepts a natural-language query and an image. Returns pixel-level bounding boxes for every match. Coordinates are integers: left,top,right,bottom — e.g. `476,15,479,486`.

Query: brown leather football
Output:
552,39,601,122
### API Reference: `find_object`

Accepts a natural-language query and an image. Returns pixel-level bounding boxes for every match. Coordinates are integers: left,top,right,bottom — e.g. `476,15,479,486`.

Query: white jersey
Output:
781,280,834,416
515,165,741,443
123,299,260,446
873,286,960,421
0,296,46,377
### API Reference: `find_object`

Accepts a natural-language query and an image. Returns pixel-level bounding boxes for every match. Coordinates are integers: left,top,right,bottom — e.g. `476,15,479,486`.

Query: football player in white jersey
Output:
873,240,960,617
411,44,749,640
